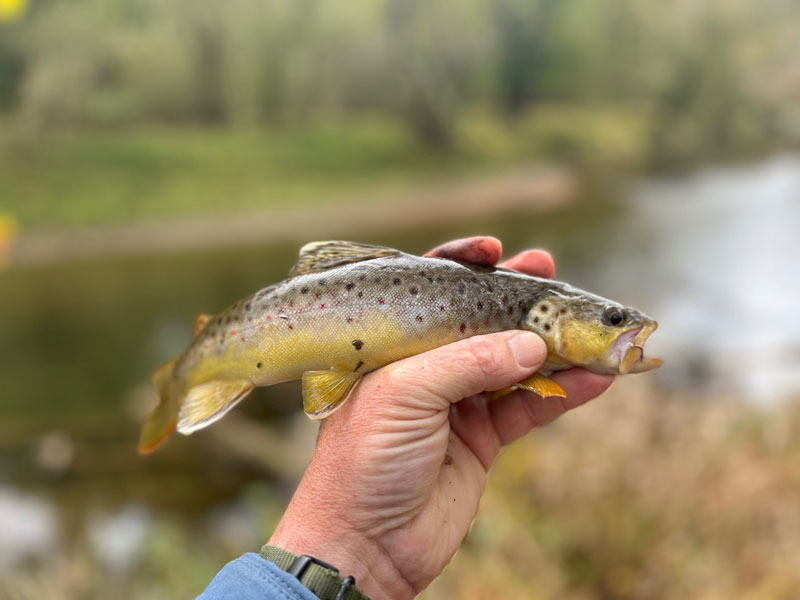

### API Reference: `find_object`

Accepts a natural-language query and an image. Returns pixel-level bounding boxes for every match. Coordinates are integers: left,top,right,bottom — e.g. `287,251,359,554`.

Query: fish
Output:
139,240,661,453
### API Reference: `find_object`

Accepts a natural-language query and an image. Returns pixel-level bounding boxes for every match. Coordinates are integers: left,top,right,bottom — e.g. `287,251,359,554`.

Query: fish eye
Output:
603,307,625,327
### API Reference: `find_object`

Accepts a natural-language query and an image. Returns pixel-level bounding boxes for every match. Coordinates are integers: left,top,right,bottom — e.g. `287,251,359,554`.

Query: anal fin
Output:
177,379,253,434
516,372,566,398
302,369,362,419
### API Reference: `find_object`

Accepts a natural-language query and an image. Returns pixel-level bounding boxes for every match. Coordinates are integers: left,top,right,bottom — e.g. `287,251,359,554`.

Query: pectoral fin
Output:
487,387,515,401
177,379,254,434
516,373,567,398
302,369,362,419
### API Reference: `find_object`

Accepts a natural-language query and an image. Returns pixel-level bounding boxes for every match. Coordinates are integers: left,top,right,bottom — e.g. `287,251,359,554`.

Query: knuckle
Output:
462,336,504,379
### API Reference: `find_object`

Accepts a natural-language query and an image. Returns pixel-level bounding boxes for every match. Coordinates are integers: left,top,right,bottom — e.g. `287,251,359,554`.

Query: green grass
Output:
0,109,651,232
0,118,504,231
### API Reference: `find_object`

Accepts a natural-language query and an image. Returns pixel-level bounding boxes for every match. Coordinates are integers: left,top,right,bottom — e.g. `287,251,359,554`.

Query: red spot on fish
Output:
378,298,385,304
320,303,326,309
439,305,445,311
460,323,466,333
267,315,274,321
230,329,237,335
288,324,294,330
289,301,295,308
416,315,423,322
203,343,210,349
346,317,353,323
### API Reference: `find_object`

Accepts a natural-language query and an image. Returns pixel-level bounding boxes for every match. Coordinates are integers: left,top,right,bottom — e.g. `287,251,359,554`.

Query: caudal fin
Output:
139,358,180,454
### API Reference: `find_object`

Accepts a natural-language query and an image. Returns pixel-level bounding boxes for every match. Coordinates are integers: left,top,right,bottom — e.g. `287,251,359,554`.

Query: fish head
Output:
521,291,662,375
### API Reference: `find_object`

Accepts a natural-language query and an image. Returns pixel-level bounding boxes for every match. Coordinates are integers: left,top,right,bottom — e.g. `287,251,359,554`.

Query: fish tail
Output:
138,358,180,454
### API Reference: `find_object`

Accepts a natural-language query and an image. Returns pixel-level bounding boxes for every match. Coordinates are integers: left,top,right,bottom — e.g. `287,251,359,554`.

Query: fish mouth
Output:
611,323,662,375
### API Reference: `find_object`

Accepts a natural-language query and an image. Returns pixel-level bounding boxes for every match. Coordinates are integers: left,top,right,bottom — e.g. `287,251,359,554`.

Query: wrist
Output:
269,508,415,600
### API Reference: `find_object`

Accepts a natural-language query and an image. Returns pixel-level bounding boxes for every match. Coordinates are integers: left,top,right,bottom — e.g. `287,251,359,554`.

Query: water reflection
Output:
613,155,800,401
0,487,58,568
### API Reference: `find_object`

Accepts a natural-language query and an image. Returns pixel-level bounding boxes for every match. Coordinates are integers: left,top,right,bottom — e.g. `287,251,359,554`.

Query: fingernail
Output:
507,332,544,368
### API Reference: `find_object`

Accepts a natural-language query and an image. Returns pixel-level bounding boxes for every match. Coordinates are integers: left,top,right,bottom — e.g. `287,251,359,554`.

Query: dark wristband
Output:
260,544,371,600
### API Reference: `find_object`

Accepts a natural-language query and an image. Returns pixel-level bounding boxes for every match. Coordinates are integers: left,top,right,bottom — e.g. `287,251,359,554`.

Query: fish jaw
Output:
612,322,662,374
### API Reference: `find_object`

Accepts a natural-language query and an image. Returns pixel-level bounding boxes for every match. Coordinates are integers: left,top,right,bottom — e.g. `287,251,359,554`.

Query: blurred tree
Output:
0,35,24,111
0,0,795,165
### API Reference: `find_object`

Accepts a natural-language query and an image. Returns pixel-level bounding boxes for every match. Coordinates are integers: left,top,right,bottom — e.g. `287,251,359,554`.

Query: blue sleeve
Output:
197,552,319,600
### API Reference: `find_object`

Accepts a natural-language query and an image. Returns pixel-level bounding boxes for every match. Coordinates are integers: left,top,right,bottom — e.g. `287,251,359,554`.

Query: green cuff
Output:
260,544,371,600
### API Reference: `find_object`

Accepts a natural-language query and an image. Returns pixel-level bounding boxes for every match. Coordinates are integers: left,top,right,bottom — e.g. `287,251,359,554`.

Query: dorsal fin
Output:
288,241,401,277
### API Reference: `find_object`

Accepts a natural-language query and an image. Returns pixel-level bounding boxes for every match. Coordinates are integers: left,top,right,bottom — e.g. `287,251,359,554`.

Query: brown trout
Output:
140,241,661,453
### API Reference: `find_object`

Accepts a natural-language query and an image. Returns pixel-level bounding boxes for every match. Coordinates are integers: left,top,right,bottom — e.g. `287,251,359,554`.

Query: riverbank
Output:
7,165,574,267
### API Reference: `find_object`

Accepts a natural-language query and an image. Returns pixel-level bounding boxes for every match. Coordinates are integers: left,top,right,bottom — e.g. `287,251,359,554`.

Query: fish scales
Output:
184,256,547,386
139,241,660,453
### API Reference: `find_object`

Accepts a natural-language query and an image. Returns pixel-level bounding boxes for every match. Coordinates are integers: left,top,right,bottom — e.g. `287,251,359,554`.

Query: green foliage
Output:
0,0,796,170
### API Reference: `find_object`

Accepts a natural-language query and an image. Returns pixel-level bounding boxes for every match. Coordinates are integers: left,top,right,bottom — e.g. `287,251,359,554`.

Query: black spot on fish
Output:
544,324,551,331
345,283,355,291
319,279,326,285
458,284,466,294
471,277,479,283
357,291,363,298
359,274,366,281
217,318,222,325
256,362,263,369
416,315,423,322
534,317,540,323
245,303,252,311
560,308,567,314
541,305,549,312
409,287,418,295
352,339,364,350
477,301,483,310
436,276,445,284
301,287,309,294
460,323,466,333
487,285,494,293
419,271,426,276
393,278,401,285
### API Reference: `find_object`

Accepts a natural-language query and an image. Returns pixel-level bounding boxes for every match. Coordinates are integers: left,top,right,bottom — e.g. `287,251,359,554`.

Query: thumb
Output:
368,331,546,414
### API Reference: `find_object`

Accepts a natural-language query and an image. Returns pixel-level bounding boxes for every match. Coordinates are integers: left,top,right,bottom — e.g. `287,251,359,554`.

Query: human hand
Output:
269,237,614,599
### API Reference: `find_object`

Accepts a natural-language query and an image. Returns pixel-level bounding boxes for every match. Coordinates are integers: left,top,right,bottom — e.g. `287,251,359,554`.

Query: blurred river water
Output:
1,154,800,590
